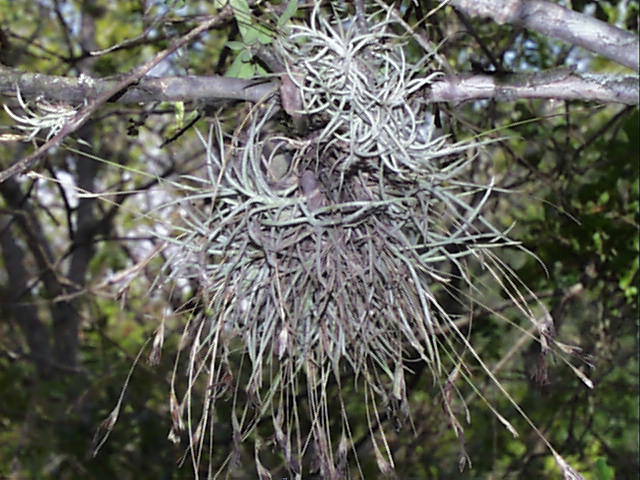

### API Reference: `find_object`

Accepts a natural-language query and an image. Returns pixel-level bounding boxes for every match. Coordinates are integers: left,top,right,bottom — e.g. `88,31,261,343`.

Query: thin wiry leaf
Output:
151,3,586,478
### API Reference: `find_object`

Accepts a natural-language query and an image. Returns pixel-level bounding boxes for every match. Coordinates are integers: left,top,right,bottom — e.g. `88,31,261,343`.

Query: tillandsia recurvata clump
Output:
154,3,589,479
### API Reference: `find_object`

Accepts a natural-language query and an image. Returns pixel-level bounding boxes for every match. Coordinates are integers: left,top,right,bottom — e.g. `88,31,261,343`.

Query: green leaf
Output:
594,456,615,480
226,41,246,51
227,49,255,78
592,231,603,254
229,0,272,46
598,1,617,24
619,254,638,296
277,0,298,28
174,101,184,128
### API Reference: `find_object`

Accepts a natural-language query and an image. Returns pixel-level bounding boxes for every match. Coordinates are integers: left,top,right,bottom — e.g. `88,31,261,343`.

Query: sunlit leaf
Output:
277,0,298,28
226,48,255,78
229,0,273,45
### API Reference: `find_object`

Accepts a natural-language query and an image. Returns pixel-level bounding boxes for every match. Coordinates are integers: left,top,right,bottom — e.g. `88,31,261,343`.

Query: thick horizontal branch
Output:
1,68,637,108
450,0,639,72
0,66,278,105
428,70,639,105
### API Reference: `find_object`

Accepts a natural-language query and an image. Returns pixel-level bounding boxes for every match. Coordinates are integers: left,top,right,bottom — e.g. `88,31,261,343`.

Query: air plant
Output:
155,3,589,479
2,84,77,142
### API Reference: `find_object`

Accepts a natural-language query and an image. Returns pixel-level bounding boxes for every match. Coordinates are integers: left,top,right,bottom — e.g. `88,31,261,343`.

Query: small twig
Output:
453,8,502,71
449,0,639,71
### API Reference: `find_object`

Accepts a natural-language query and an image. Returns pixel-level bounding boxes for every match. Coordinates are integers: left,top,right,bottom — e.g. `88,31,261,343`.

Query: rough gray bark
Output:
428,70,639,105
0,68,278,105
1,68,636,110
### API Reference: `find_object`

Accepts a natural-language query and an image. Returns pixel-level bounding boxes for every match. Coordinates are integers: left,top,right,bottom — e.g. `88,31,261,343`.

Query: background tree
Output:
0,1,637,479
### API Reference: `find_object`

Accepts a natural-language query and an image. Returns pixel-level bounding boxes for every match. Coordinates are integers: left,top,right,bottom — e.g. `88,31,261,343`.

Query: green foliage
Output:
594,456,616,480
278,0,298,28
218,0,283,78
0,335,177,479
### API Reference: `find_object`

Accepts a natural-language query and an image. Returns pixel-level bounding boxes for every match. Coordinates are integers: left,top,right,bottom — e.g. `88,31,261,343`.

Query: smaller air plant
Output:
2,85,77,142
155,4,590,479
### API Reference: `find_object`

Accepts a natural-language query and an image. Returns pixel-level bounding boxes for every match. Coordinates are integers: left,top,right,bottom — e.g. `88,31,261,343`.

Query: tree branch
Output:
449,0,639,72
428,70,639,105
0,5,241,184
2,68,636,115
0,66,277,105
